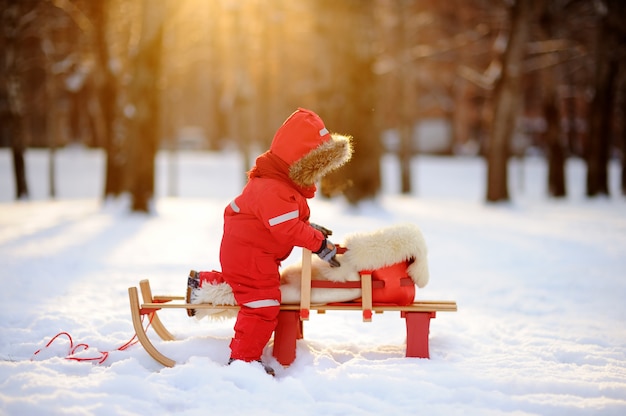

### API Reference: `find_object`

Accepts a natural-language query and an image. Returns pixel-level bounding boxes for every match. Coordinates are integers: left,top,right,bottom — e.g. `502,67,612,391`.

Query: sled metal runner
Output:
128,249,457,368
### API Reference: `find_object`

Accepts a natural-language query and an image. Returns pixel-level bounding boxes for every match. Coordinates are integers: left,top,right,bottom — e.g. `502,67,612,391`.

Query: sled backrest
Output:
299,247,375,322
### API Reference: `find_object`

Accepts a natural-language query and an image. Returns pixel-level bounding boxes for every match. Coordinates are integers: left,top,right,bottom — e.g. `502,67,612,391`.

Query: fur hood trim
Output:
289,133,353,187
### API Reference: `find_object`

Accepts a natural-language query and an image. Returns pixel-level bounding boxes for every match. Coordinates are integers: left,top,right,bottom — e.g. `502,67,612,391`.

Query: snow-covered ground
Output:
1,147,625,415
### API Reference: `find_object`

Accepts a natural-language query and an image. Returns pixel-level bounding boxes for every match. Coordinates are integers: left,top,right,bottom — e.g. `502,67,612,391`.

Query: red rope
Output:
31,314,154,364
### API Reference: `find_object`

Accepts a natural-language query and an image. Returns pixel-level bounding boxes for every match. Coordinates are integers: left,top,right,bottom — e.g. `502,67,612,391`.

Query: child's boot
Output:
186,270,200,317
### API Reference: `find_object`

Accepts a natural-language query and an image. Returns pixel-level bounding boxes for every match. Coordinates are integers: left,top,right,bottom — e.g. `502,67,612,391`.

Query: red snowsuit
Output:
219,108,352,362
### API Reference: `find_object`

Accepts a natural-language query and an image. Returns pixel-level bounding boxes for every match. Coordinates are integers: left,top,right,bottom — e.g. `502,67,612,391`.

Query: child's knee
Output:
241,304,280,321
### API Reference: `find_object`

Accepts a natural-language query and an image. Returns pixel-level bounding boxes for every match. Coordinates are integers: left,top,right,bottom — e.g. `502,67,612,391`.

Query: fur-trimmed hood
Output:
270,108,353,187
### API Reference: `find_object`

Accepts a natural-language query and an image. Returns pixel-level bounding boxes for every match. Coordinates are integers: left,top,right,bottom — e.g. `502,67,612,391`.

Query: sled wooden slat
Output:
299,248,312,320
137,300,457,313
153,295,185,301
361,273,373,322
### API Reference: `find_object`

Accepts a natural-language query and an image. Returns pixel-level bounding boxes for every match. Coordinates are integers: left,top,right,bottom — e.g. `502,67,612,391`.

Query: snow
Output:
1,147,625,416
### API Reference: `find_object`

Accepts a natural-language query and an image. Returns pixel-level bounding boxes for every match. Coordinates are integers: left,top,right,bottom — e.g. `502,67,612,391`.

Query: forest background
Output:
1,0,625,210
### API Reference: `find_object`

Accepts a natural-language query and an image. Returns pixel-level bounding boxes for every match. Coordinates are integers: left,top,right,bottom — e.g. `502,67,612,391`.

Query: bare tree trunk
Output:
257,1,282,150
397,0,417,195
538,1,566,198
11,137,28,199
45,66,57,199
544,88,566,197
92,0,124,199
486,0,531,202
586,2,620,197
2,2,29,199
399,125,413,194
622,72,626,196
317,0,381,203
128,0,164,212
219,3,253,181
48,145,56,198
7,83,28,199
586,67,615,198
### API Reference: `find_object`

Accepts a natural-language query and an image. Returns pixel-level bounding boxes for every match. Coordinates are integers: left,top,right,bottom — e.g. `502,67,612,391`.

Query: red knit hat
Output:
270,108,332,166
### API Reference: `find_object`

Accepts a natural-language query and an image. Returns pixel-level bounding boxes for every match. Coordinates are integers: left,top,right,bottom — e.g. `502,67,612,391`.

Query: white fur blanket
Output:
192,223,429,319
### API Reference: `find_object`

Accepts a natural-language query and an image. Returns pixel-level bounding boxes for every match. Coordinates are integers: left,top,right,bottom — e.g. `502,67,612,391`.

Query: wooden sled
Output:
128,248,457,368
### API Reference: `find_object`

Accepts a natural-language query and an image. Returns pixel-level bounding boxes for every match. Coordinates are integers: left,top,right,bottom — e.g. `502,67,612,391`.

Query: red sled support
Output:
403,311,436,359
272,310,303,366
272,309,441,366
